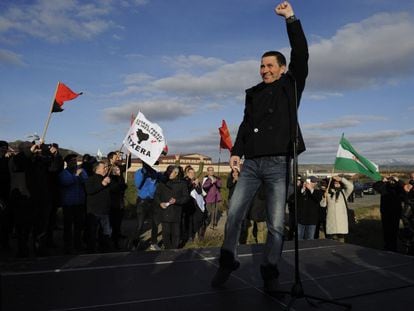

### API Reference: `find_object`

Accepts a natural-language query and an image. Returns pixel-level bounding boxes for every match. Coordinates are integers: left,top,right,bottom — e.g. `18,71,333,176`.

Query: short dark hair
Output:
64,153,78,163
261,51,286,67
107,151,116,160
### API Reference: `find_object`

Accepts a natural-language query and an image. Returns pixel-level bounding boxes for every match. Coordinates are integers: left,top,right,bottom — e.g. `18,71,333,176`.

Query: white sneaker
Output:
149,244,161,251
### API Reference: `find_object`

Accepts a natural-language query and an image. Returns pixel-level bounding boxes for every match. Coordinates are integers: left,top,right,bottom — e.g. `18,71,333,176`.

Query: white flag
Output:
123,111,166,166
96,149,103,160
334,134,381,181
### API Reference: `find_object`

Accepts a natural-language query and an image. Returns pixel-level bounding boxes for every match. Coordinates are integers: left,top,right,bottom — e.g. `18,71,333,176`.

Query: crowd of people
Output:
0,139,229,258
0,139,135,257
1,138,414,260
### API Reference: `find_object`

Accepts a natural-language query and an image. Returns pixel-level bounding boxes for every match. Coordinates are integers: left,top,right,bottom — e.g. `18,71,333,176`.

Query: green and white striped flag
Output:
334,134,382,181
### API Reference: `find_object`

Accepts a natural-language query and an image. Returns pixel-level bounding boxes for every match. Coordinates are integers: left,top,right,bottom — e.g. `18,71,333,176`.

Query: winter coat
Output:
109,174,127,210
154,179,190,223
134,164,163,200
296,188,323,225
373,180,404,215
202,176,222,204
226,173,238,201
321,178,354,235
231,20,308,158
85,174,111,215
59,168,88,206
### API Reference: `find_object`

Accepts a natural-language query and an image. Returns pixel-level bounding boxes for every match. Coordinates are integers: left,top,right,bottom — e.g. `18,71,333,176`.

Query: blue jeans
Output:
297,224,316,240
222,156,288,266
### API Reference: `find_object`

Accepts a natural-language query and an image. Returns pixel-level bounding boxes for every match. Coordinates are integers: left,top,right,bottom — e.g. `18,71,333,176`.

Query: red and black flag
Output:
219,119,233,151
52,82,82,112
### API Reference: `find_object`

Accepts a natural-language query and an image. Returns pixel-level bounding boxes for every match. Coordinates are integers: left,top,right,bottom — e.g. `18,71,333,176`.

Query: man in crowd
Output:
59,154,88,253
85,161,112,252
374,176,405,252
0,141,12,250
133,162,164,251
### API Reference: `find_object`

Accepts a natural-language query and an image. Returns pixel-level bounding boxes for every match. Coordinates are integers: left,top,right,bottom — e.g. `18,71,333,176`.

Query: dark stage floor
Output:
1,239,414,310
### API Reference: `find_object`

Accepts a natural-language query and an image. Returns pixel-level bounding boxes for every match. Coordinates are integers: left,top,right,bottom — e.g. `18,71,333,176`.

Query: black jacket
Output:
85,174,111,215
373,180,404,214
109,174,127,210
154,179,190,223
232,19,308,158
296,188,322,225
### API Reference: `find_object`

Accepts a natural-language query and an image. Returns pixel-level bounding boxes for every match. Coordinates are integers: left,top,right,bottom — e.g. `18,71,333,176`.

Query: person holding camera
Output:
30,141,64,255
320,176,354,243
373,176,405,252
202,166,222,228
295,176,322,240
59,154,88,253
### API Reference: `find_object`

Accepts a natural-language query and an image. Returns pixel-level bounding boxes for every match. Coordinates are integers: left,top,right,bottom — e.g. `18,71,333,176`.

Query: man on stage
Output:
211,1,309,292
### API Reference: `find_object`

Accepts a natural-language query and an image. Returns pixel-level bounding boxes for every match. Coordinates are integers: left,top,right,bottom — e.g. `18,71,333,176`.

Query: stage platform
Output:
1,239,414,310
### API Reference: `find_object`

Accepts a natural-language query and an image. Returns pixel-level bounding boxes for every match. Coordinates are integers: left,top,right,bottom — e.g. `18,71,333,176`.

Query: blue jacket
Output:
134,165,163,200
59,168,88,206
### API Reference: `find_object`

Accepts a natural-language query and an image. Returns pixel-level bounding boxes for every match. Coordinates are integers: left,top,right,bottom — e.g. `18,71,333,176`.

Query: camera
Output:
40,143,52,152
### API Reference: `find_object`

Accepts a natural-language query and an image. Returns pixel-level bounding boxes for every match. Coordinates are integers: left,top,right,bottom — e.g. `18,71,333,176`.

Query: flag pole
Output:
211,148,221,230
325,167,336,197
125,152,130,183
41,81,60,142
123,112,136,183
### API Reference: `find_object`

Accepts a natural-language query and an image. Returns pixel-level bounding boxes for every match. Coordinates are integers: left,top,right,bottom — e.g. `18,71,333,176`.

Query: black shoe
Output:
260,264,280,293
211,263,240,288
211,249,240,288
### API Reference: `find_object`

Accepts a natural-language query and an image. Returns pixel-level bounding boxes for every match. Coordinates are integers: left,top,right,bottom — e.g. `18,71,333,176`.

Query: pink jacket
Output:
202,176,222,204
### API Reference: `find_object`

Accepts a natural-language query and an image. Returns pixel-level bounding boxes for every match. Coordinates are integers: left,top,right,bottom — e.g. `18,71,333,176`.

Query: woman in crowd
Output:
154,165,189,249
183,167,206,243
320,175,354,242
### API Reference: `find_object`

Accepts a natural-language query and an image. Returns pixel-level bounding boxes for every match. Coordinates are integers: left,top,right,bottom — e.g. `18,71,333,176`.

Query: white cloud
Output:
110,11,414,103
162,55,226,70
308,12,414,92
0,0,149,43
305,92,343,101
103,99,195,123
152,59,259,96
0,48,25,66
303,115,387,130
107,57,260,103
123,73,154,85
0,1,112,43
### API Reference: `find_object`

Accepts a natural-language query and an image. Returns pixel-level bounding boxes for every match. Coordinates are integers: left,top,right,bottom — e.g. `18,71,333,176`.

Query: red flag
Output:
219,120,233,151
52,82,82,113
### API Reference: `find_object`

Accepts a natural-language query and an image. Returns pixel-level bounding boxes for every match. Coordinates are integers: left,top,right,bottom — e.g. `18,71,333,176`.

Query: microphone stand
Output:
277,72,351,310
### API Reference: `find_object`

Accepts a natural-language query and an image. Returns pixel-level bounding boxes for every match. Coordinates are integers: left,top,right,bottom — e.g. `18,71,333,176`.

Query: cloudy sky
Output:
1,0,414,165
